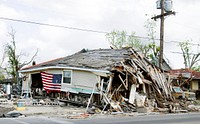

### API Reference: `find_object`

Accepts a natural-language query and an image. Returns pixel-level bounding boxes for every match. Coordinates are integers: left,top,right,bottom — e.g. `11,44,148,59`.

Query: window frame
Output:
62,70,72,85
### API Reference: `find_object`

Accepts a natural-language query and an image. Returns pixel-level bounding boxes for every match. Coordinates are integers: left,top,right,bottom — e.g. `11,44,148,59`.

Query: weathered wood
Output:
126,71,128,89
118,74,128,90
100,48,174,113
101,84,122,113
129,84,136,104
85,87,96,113
106,75,113,93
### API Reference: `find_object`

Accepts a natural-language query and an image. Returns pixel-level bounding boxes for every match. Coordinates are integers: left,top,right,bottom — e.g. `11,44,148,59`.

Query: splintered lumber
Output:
131,58,147,73
129,84,136,104
85,87,96,113
126,71,128,89
110,101,123,112
142,79,152,84
118,74,128,90
130,59,138,71
102,48,173,113
129,49,148,72
137,74,144,84
106,76,113,93
101,84,122,113
121,61,137,79
102,93,110,104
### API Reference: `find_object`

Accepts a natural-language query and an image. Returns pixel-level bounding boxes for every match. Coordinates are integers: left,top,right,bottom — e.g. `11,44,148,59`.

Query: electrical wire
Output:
0,17,199,47
0,17,108,34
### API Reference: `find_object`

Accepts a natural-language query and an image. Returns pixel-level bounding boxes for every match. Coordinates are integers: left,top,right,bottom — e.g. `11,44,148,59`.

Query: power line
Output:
0,17,108,34
0,17,156,40
168,51,199,55
0,17,199,46
165,40,200,46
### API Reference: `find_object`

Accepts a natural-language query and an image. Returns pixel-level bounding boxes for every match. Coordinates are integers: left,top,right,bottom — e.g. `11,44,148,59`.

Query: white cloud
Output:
0,0,200,69
0,4,20,17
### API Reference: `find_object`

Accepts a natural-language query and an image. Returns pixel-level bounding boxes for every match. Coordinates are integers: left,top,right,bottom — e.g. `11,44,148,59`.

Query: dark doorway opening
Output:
31,73,44,98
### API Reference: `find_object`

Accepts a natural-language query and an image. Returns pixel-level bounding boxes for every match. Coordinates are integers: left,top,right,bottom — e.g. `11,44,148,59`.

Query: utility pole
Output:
159,0,165,69
152,0,175,69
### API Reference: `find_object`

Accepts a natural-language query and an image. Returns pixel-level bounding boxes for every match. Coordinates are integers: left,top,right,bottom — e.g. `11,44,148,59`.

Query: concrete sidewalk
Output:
12,106,86,117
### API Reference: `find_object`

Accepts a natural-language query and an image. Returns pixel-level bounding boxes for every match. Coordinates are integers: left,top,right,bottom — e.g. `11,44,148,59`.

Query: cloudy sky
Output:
0,0,199,69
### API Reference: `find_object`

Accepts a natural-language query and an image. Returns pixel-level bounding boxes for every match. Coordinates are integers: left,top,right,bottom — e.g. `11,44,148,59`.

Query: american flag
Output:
41,72,62,92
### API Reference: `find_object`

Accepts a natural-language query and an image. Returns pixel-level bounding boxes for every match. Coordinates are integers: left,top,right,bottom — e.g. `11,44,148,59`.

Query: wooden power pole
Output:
159,0,165,69
152,0,175,69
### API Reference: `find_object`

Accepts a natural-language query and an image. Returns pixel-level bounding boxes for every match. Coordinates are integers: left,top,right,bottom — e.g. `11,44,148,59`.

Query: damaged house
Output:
170,69,200,99
19,48,174,112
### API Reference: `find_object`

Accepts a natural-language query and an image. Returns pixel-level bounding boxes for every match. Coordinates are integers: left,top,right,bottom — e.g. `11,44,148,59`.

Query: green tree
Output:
192,65,200,72
106,18,160,63
0,68,5,81
144,18,157,43
106,30,146,51
4,28,38,84
128,32,146,52
106,30,127,49
179,40,200,69
0,56,5,81
144,18,160,63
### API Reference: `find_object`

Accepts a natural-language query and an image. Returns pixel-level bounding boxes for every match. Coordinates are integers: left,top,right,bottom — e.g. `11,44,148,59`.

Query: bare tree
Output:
4,28,38,84
179,40,200,69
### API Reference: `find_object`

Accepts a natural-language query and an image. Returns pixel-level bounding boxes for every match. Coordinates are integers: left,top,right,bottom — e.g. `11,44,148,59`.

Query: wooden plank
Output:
106,75,113,93
118,74,128,90
101,84,122,113
85,87,95,113
129,84,136,104
126,71,128,89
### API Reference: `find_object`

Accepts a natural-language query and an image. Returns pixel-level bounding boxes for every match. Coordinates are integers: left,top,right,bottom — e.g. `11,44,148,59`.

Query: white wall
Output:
62,70,98,90
73,70,98,88
21,69,100,92
191,80,199,90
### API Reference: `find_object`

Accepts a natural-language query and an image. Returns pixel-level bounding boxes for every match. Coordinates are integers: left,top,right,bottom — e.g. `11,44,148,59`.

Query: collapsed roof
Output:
20,48,136,72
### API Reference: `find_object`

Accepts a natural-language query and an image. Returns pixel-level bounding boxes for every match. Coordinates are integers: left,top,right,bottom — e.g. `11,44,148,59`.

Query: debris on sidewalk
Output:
66,113,90,119
2,111,26,118
0,106,15,117
95,48,174,114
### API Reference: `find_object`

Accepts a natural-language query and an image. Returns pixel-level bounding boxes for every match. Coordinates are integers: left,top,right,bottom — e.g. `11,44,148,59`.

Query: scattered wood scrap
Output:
100,48,174,113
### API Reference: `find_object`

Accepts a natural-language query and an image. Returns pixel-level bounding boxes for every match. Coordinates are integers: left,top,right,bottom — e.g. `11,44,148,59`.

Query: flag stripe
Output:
43,83,61,87
41,72,62,92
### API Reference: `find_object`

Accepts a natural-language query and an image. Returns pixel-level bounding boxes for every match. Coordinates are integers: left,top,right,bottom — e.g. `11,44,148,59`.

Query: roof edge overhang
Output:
19,66,111,74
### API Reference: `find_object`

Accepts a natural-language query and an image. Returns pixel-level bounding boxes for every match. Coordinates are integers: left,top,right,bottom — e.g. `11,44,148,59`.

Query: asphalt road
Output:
0,112,200,124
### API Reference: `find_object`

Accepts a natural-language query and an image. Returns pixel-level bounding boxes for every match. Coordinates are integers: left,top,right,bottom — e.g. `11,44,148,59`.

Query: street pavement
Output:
0,112,200,124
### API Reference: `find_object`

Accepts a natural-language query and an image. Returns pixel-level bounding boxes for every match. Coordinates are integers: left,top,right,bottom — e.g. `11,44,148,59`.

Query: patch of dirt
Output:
0,106,15,117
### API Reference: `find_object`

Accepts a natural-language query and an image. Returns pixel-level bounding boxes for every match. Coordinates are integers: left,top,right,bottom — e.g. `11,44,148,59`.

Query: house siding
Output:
191,80,199,90
62,70,98,90
21,69,103,95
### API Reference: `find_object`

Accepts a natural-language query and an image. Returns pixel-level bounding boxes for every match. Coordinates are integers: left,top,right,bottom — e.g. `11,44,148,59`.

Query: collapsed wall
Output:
98,48,174,113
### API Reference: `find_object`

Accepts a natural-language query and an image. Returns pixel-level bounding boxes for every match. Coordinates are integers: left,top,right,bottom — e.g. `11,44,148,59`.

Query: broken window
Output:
63,70,72,84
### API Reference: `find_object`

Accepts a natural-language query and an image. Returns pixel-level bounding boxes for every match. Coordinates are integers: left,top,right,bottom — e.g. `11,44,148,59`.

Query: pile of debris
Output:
94,48,175,114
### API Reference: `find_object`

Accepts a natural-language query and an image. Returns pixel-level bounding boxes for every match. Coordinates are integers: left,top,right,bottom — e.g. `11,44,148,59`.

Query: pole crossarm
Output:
151,11,176,21
151,0,175,69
